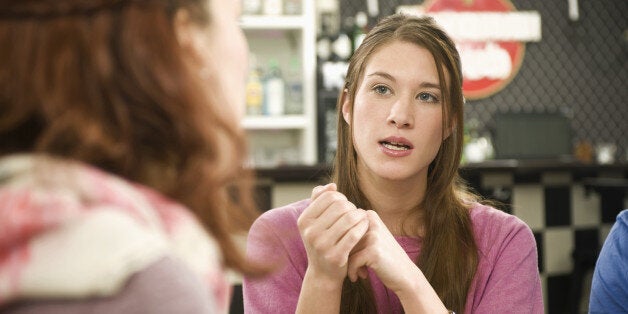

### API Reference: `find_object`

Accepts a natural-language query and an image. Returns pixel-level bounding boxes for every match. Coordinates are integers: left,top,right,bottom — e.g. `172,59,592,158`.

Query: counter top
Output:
254,160,628,182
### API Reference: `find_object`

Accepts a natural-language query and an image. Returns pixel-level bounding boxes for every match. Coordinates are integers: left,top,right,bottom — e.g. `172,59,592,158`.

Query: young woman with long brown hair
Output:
244,14,543,313
0,0,259,312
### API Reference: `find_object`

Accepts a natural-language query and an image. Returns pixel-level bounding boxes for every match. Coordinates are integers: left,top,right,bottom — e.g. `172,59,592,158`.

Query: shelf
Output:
254,161,628,182
242,115,309,129
240,15,305,30
241,0,317,165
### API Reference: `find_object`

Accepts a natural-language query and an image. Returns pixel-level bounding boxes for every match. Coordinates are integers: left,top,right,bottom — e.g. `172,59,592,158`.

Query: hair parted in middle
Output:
331,13,479,313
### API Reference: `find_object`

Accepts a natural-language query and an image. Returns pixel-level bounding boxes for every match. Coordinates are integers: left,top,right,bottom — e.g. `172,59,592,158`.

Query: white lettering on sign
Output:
459,42,512,80
397,8,542,42
429,12,542,42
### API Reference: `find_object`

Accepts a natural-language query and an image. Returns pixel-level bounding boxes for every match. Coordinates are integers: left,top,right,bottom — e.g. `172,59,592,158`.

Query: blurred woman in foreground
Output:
0,0,258,312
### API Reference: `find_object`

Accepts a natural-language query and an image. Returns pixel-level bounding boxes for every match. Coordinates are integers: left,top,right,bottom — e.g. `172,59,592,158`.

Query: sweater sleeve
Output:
589,209,628,313
243,204,308,314
2,256,217,314
467,207,544,314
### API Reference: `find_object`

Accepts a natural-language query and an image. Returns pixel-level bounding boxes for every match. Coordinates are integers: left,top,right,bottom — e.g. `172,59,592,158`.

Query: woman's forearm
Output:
395,265,449,314
295,268,344,314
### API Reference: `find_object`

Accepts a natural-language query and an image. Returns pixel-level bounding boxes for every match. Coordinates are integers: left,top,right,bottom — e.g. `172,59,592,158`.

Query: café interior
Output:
234,0,627,313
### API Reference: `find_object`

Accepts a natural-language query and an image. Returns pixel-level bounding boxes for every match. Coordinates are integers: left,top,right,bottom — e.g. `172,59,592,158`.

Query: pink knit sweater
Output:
244,200,543,313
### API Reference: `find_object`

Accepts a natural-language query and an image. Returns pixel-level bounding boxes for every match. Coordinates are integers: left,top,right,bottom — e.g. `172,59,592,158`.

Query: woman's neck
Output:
358,171,427,237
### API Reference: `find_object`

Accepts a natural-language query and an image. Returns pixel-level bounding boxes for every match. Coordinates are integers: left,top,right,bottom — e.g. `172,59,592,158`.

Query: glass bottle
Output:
263,59,285,116
285,56,303,114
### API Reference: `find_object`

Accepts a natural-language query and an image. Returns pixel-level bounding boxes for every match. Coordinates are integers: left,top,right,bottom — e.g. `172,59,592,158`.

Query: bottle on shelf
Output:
245,67,264,115
285,56,303,115
316,12,335,62
316,12,352,92
242,0,262,15
262,0,283,15
331,16,353,62
353,11,368,52
283,0,301,15
263,59,285,116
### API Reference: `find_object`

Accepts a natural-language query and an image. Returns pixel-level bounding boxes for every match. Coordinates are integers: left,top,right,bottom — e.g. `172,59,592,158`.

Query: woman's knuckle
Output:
312,237,327,251
329,192,347,203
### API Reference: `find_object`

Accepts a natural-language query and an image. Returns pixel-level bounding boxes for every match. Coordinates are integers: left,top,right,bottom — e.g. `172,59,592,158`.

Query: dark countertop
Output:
254,160,628,183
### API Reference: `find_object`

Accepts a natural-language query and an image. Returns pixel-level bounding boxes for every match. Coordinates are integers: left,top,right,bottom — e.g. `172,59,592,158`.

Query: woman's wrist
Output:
303,267,344,293
395,266,448,313
297,267,344,314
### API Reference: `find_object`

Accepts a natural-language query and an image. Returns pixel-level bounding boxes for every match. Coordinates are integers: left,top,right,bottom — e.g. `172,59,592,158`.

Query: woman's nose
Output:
387,98,414,128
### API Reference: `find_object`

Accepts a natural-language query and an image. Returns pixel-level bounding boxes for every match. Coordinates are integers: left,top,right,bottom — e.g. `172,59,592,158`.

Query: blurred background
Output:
234,0,627,313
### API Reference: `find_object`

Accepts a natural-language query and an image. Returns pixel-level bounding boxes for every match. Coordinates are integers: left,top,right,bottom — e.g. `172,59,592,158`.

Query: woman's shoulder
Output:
469,202,529,230
247,200,311,267
2,257,217,314
252,199,311,231
468,202,535,252
0,154,226,309
616,209,628,226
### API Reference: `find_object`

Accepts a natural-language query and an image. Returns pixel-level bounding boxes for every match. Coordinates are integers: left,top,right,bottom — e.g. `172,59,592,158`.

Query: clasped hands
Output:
297,183,417,294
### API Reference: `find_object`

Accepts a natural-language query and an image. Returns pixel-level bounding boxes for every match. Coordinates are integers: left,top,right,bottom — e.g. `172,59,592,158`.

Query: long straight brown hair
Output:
333,14,479,313
0,0,261,274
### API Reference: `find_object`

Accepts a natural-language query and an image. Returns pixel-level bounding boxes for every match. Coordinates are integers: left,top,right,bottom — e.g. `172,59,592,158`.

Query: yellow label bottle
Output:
246,69,263,115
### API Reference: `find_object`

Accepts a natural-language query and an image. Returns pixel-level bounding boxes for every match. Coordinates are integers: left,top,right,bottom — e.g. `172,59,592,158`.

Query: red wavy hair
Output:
0,0,261,274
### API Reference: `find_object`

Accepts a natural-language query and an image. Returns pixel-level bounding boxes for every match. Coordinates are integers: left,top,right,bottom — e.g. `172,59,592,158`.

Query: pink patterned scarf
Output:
0,154,230,311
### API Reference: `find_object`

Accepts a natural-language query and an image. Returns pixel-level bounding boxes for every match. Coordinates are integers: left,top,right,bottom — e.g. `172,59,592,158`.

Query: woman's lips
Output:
378,137,413,157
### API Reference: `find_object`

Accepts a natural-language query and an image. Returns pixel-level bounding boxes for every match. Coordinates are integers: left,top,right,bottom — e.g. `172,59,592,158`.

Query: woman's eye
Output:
373,85,390,95
418,92,438,103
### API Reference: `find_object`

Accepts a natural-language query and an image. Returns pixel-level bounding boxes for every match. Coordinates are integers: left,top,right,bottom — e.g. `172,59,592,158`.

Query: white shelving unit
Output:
242,115,309,129
240,0,317,167
240,15,305,29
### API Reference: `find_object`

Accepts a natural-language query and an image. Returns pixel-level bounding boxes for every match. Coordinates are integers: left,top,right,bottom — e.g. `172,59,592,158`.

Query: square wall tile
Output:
230,284,244,313
481,172,514,188
600,191,625,223
541,172,572,185
540,274,548,314
599,224,614,246
544,228,574,274
571,185,601,227
546,274,571,314
481,186,512,214
545,186,572,227
579,269,594,314
534,231,544,273
272,182,318,209
574,228,600,253
512,185,544,230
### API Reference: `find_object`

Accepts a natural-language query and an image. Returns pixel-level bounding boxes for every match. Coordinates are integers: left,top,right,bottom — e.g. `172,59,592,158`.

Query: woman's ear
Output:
174,9,193,48
174,9,205,64
341,89,351,125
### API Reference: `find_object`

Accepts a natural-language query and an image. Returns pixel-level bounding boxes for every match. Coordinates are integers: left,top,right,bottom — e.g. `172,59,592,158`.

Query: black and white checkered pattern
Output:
468,170,628,313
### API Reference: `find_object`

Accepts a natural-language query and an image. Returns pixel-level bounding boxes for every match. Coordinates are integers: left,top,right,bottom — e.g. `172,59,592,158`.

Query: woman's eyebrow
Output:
420,82,442,90
367,71,441,90
366,71,396,82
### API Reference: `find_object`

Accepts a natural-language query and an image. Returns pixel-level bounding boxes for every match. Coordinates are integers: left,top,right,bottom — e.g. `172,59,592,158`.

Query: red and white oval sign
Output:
400,0,541,99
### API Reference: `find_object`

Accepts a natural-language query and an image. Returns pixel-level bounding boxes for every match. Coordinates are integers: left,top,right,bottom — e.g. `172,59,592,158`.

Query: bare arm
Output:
347,210,448,314
295,183,369,314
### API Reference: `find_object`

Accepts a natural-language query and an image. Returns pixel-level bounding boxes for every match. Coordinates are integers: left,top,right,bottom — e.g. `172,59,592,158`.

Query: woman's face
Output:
342,40,448,184
191,0,249,120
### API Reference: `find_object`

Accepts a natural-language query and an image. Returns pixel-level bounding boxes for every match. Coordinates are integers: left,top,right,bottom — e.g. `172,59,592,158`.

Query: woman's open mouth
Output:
378,137,413,157
380,141,411,151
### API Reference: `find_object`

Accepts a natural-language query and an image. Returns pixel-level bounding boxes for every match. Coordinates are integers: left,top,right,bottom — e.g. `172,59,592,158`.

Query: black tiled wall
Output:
545,186,572,227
